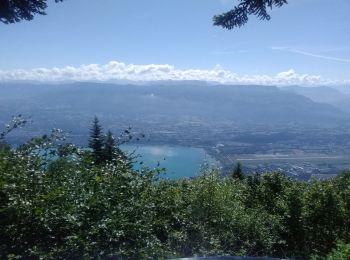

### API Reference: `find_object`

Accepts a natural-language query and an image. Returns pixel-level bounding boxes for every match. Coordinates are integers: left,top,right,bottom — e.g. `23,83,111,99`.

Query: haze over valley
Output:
1,81,350,179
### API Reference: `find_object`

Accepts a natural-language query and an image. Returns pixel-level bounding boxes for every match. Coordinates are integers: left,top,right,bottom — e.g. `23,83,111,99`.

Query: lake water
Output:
121,144,217,179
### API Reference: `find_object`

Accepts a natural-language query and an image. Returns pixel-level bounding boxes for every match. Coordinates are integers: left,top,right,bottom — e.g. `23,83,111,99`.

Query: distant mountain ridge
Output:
281,85,350,113
0,81,349,143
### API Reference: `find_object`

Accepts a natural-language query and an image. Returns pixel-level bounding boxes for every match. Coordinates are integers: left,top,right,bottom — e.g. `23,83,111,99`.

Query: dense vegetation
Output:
1,118,350,259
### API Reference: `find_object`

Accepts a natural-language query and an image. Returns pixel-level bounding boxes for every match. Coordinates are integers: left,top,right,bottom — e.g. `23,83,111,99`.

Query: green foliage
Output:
1,122,350,258
231,161,244,180
88,117,129,167
302,179,345,256
103,130,116,162
0,144,161,258
89,116,105,165
325,242,350,260
0,114,29,141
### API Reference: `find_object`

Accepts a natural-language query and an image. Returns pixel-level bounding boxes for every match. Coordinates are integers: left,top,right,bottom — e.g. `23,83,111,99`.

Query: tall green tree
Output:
103,130,116,163
231,161,244,180
88,116,104,165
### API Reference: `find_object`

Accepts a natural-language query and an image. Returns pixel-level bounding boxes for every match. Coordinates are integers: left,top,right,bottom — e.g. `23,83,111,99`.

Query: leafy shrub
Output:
1,123,350,259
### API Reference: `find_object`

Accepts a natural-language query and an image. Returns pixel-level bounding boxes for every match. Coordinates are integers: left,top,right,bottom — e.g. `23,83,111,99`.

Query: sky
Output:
1,0,350,85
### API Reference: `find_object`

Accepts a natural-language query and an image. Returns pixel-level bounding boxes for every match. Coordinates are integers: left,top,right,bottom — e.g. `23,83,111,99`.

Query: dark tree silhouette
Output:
232,161,244,180
88,116,104,165
103,130,129,165
213,0,288,29
1,0,287,28
103,130,116,163
0,0,63,24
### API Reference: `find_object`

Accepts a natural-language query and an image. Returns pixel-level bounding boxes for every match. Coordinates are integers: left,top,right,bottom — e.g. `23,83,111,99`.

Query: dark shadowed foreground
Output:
172,257,281,260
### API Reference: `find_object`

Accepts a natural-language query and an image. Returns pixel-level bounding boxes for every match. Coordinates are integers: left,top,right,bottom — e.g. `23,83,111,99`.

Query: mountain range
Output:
0,81,349,144
281,85,350,113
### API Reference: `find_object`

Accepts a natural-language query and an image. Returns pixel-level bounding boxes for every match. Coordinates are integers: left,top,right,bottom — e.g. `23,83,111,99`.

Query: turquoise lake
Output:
121,145,217,179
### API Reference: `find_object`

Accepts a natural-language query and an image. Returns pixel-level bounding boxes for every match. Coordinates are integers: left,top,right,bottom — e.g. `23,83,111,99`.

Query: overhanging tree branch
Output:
213,0,288,30
0,0,287,29
0,0,63,24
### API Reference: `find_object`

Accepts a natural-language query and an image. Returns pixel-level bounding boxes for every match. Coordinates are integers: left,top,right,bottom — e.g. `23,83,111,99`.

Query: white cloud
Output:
0,61,347,86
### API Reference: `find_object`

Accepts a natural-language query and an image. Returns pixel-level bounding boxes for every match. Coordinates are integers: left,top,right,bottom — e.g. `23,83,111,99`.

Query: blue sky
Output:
1,0,350,85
